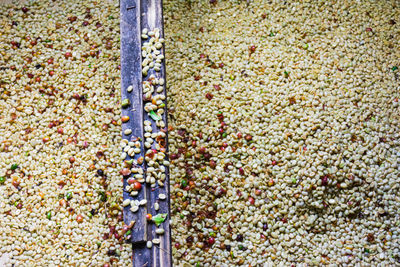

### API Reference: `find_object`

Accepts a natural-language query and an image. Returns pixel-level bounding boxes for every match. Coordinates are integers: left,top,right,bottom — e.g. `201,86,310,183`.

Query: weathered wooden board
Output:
120,0,172,265
120,0,148,245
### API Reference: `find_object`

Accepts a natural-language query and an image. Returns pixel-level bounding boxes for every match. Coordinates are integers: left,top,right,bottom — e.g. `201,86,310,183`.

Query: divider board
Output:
120,0,147,245
120,0,172,266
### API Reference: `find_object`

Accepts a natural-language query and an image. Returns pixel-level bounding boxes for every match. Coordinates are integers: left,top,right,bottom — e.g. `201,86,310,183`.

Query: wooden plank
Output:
120,0,148,245
133,0,172,265
121,0,172,266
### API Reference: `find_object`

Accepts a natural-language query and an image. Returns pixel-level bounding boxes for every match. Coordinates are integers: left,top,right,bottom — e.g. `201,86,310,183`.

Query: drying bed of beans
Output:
164,0,400,266
0,1,132,266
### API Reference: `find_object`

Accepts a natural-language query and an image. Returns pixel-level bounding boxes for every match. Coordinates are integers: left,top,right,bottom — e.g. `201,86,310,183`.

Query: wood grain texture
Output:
120,0,148,245
121,0,172,265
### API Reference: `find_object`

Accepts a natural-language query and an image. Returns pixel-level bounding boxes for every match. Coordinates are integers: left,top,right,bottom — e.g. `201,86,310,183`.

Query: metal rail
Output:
120,0,171,266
